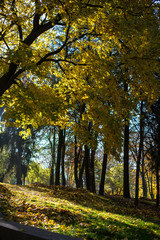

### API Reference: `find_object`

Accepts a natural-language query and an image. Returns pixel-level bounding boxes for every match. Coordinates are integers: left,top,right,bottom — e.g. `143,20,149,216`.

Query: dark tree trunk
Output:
123,81,130,198
156,125,160,207
0,174,5,183
141,149,147,198
55,128,63,186
141,153,147,198
84,145,91,191
123,120,130,198
16,137,22,185
99,153,108,195
74,135,79,188
50,127,56,186
61,129,66,186
74,135,84,188
78,157,85,188
90,149,96,193
135,101,144,206
156,157,159,207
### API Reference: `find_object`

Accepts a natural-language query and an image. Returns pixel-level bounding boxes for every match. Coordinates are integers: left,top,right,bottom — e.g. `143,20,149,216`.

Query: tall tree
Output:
99,152,108,195
135,101,144,206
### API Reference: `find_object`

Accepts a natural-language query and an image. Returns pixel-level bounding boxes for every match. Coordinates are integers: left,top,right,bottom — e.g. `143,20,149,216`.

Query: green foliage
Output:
26,162,50,185
106,163,123,195
0,183,160,240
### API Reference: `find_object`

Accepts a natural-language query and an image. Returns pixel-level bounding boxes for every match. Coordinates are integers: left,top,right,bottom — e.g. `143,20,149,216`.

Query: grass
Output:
0,183,160,240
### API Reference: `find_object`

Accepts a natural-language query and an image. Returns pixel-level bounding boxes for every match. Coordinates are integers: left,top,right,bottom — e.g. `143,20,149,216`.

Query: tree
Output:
135,101,144,206
26,161,50,185
1,0,160,196
0,0,106,96
106,163,123,195
99,152,108,195
145,99,160,207
0,125,34,184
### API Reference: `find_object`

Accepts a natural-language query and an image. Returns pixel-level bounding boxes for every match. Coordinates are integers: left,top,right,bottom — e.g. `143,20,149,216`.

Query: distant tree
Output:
0,122,34,184
26,161,50,185
106,163,123,195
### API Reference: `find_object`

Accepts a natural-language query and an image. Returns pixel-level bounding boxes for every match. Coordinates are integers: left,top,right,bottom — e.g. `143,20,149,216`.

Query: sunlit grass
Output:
0,183,160,240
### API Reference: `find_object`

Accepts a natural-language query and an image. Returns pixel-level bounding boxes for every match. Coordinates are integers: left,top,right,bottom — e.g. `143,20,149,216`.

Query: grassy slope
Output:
0,183,160,240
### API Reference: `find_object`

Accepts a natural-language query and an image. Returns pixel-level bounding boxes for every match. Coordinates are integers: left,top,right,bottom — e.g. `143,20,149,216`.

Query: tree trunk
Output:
16,137,22,185
0,174,5,183
78,157,85,188
146,171,154,199
123,120,130,198
84,145,91,191
141,151,147,198
99,153,108,195
74,135,79,188
135,101,144,206
50,127,56,186
156,157,159,207
90,149,96,193
156,124,160,207
61,129,66,186
55,128,63,186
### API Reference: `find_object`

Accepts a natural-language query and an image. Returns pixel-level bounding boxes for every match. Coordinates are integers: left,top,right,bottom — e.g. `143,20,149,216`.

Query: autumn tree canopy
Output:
0,0,160,145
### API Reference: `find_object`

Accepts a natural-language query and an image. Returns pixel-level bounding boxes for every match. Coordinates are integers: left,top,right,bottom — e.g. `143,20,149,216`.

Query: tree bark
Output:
90,149,96,193
123,120,130,198
156,124,160,207
16,136,22,185
78,157,85,188
50,127,56,186
84,145,91,191
55,128,63,186
61,129,66,186
74,135,79,188
123,81,130,198
141,152,148,198
135,101,144,206
99,153,108,195
156,157,159,207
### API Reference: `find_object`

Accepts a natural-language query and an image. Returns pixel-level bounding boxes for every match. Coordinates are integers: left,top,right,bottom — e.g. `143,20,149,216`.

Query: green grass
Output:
0,183,160,240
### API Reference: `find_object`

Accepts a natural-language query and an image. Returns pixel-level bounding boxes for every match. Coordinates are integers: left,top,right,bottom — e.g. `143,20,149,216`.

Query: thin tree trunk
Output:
61,129,66,186
50,127,56,186
156,126,160,207
123,120,130,198
141,150,147,198
90,149,96,193
84,145,91,191
16,137,22,185
99,153,108,195
123,81,130,198
55,128,63,186
135,101,144,206
78,157,85,188
74,135,79,188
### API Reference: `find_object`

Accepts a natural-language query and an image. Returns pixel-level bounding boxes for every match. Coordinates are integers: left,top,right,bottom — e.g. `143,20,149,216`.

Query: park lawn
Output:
0,183,160,240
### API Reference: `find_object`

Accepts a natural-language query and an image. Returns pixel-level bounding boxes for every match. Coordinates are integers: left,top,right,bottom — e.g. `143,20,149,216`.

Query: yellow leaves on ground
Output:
0,183,160,240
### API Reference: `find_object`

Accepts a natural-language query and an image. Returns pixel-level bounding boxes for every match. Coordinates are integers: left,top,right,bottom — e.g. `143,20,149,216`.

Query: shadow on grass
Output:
23,184,160,219
8,202,160,240
4,184,160,240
